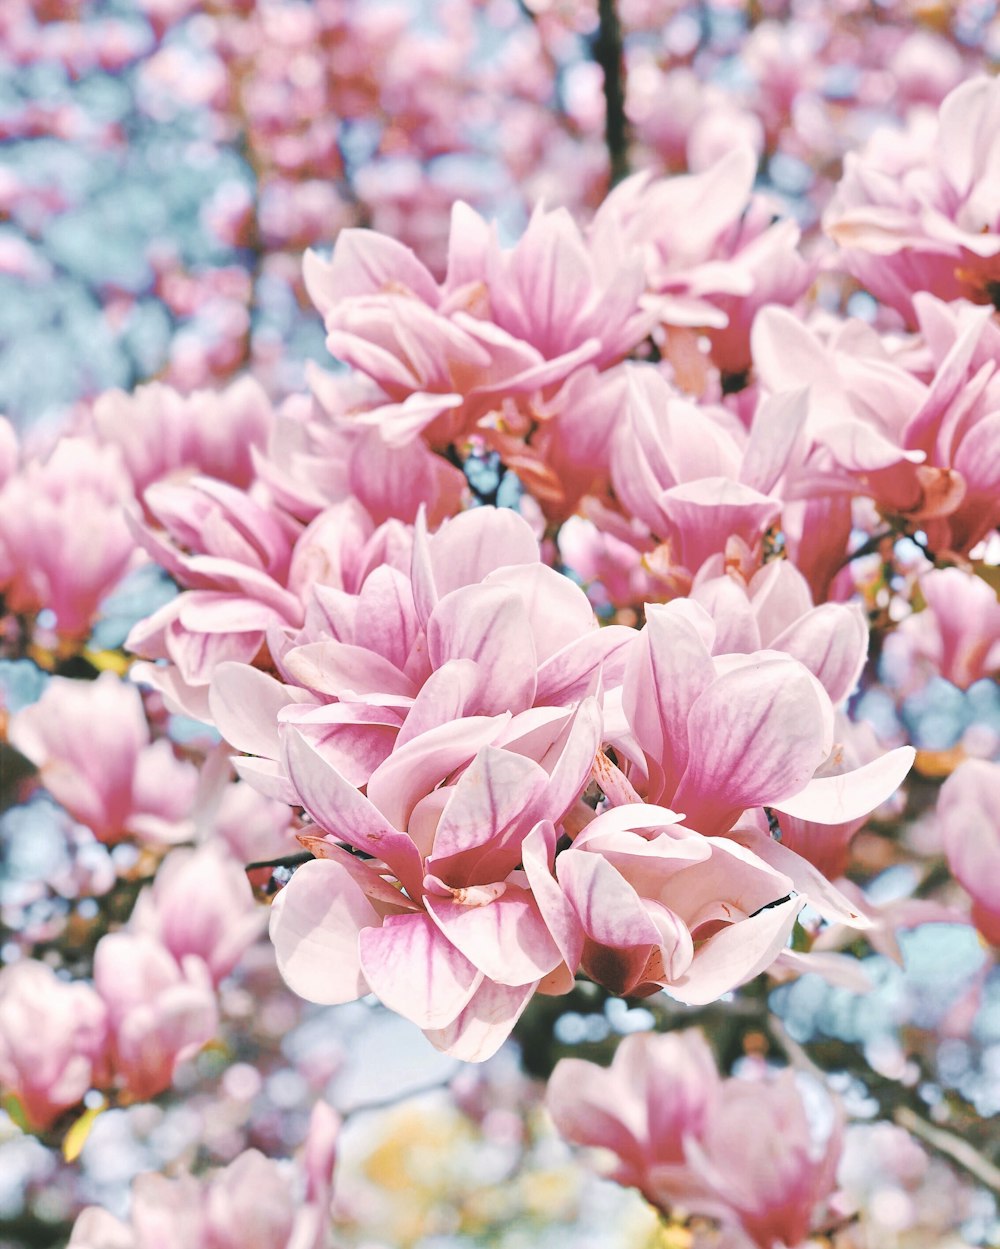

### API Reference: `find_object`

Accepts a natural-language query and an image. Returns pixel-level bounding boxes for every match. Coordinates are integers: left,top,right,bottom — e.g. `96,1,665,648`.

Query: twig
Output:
244,851,315,873
769,1017,828,1082
338,1069,462,1118
894,1105,1000,1195
835,528,896,571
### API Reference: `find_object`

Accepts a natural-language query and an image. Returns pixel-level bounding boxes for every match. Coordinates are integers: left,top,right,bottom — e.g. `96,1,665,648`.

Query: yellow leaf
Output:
82,649,132,676
914,745,966,778
63,1098,106,1162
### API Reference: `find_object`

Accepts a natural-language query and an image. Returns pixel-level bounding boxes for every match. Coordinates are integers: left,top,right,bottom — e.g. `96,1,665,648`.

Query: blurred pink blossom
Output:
0,435,137,638
9,672,198,845
825,77,1000,321
549,1029,843,1247
128,844,267,985
68,1100,340,1248
938,759,1000,946
0,960,108,1131
93,932,218,1102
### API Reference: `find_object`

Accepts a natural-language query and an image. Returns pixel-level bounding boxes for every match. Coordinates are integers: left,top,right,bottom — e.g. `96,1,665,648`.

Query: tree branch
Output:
894,1105,1000,1195
593,0,629,185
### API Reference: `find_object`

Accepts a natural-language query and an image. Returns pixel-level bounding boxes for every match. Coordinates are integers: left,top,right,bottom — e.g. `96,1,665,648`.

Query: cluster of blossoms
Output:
68,1101,341,1249
4,0,995,417
0,14,998,1247
547,1030,844,1249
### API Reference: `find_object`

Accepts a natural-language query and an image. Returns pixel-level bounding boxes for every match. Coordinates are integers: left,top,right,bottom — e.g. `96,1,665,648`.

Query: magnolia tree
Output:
1,1,999,1247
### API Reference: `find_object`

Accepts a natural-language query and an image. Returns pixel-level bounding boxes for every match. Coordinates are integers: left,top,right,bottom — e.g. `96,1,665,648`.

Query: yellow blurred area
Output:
335,1094,664,1248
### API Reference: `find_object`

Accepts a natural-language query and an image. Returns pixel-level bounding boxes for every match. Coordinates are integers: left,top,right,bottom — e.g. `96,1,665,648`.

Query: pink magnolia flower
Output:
91,377,274,501
0,960,108,1131
938,759,1000,946
613,599,914,841
885,567,1000,692
546,1030,720,1206
549,1030,843,1249
303,198,644,451
688,1070,843,1249
825,76,1000,321
93,933,218,1102
588,147,813,378
269,701,602,1061
265,367,467,528
68,1100,340,1249
127,495,409,721
689,559,869,705
608,368,798,585
210,506,631,795
0,435,137,638
521,805,806,1005
752,296,1000,559
128,844,267,986
8,672,198,845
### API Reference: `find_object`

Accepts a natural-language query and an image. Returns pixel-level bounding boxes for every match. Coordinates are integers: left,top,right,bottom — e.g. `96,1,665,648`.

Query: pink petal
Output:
365,714,508,831
729,827,873,927
395,659,483,747
209,662,313,758
483,563,598,663
740,389,808,495
231,755,299,805
304,232,440,309
283,728,424,898
412,507,539,625
623,602,716,797
426,886,562,985
673,658,833,833
769,746,915,824
535,625,635,706
358,912,482,1029
666,897,802,1004
429,746,549,867
521,821,584,973
427,584,537,714
546,1057,647,1163
269,860,377,1005
283,639,417,702
691,576,761,654
557,850,661,949
520,697,604,830
282,701,401,789
657,479,781,573
422,978,535,1061
770,603,868,704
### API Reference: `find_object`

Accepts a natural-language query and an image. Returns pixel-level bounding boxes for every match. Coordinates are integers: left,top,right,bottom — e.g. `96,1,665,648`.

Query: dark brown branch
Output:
593,0,629,186
244,851,315,873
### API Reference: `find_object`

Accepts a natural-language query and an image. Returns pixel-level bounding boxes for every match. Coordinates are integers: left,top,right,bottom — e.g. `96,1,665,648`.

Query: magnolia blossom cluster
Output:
0,673,290,1128
547,1030,844,1249
0,45,998,1249
68,1101,340,1249
0,830,267,1129
2,81,998,1072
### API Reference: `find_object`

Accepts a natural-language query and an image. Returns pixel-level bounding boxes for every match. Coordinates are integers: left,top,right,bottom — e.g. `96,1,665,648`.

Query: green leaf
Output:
2,1094,29,1133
